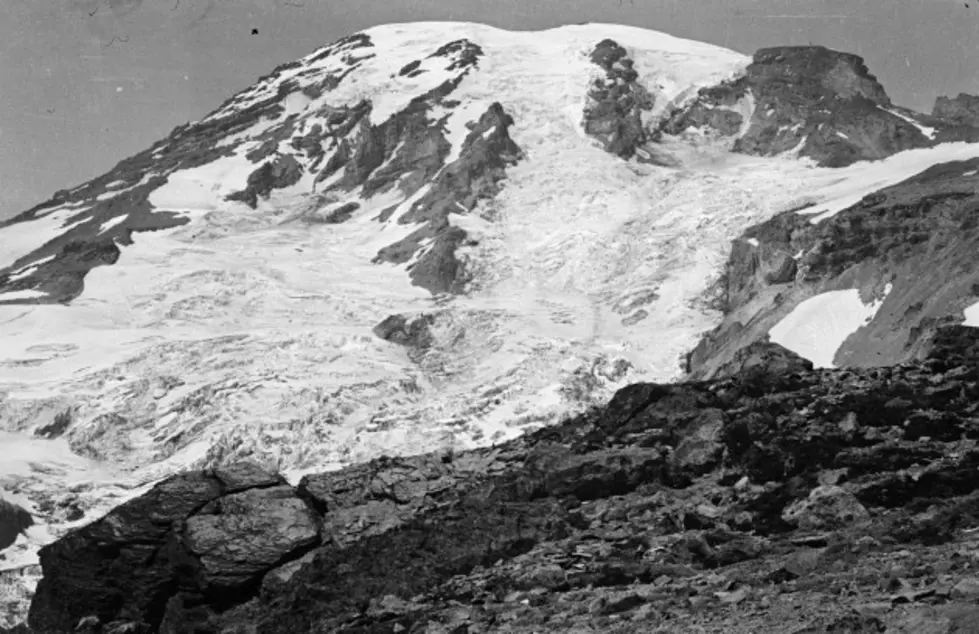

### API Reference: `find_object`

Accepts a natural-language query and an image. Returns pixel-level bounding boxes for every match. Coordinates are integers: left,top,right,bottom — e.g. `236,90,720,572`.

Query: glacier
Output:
3,21,979,626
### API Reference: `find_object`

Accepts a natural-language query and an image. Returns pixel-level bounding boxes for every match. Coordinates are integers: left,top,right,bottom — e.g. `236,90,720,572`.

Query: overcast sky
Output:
1,0,977,221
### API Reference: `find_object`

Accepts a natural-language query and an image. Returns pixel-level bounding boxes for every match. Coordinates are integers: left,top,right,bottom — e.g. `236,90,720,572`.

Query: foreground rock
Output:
24,325,979,633
27,463,319,634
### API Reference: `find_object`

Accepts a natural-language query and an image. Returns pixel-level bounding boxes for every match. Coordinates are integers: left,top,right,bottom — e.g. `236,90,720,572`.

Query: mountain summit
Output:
2,21,979,631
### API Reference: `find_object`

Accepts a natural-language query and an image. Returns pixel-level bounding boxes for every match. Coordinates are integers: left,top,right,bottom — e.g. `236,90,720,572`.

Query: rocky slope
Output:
687,154,979,381
19,325,979,633
658,45,979,167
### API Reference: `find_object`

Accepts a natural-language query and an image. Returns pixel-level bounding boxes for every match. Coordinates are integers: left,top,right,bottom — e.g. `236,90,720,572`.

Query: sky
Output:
1,0,977,222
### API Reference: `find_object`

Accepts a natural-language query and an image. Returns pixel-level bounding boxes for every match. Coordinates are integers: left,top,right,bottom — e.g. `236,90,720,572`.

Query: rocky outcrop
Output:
933,93,979,127
660,46,979,167
368,101,523,294
26,327,979,632
583,39,657,161
694,339,813,380
27,463,319,634
372,312,438,350
0,31,522,302
225,154,304,208
688,156,979,380
0,499,33,551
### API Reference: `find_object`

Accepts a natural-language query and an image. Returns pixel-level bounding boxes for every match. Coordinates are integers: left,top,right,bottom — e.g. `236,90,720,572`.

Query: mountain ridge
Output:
3,21,979,631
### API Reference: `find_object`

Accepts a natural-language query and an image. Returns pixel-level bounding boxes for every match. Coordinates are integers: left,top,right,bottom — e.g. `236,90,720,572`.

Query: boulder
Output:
0,499,33,551
782,484,871,530
27,462,316,634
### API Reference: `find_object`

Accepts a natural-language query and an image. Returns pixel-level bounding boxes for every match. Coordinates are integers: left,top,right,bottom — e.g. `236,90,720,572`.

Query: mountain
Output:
3,20,979,632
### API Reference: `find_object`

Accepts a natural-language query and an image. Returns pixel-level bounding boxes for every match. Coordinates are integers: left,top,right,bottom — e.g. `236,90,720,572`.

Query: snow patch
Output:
965,299,979,327
0,289,47,301
0,208,89,270
880,106,937,139
99,215,128,235
800,142,979,223
769,287,891,368
148,152,257,216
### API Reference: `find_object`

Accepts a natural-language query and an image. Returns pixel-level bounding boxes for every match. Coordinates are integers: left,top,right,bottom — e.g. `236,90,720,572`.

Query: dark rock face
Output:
26,463,318,634
27,333,979,632
372,312,438,350
707,339,814,380
583,39,657,161
0,499,33,551
933,93,979,127
225,154,304,208
688,156,979,380
660,46,979,167
368,102,523,294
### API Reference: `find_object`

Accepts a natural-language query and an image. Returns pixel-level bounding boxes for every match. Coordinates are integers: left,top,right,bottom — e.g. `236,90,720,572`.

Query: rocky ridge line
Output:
658,46,979,167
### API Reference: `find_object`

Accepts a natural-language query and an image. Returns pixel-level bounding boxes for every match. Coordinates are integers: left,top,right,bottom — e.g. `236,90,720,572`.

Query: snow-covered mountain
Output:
3,21,979,627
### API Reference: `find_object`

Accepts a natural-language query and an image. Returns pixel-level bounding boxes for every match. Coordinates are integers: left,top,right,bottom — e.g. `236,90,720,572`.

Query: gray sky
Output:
1,0,977,221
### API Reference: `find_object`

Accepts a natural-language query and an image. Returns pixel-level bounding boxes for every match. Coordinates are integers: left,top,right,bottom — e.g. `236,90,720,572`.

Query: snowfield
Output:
768,286,891,368
2,22,979,623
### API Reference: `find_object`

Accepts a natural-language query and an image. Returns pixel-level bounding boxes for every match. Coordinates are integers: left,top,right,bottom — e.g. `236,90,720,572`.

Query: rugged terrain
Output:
17,326,979,633
4,21,979,633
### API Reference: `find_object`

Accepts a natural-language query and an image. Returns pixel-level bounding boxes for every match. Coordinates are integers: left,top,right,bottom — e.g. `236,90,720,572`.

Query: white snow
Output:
769,287,891,368
965,299,979,327
0,208,88,270
963,169,977,177
6,267,37,282
796,142,979,223
1,21,978,624
0,289,47,301
880,106,937,139
836,131,849,140
99,215,128,234
438,100,493,166
0,432,151,574
148,152,256,215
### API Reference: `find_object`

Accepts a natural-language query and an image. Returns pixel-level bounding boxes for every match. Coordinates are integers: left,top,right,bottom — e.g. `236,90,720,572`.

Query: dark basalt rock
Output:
933,93,979,127
428,39,484,72
26,463,317,634
660,46,979,167
583,39,656,161
372,312,438,349
0,498,33,551
226,154,304,209
711,339,814,380
370,101,523,294
688,156,979,380
26,333,979,632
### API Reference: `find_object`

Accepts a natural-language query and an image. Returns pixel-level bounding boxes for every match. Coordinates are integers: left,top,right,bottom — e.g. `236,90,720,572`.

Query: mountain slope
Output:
3,21,979,630
24,327,979,633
